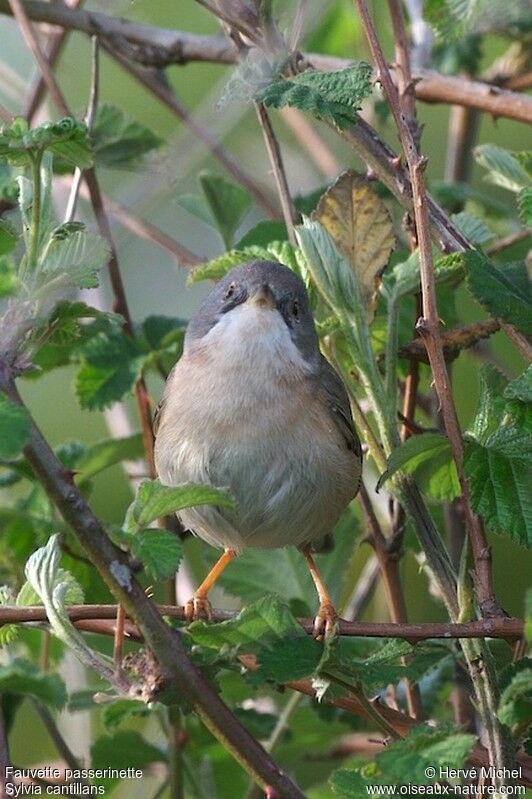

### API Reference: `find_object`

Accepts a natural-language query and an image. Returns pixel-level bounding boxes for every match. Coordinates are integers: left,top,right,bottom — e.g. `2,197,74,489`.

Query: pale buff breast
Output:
154,303,360,551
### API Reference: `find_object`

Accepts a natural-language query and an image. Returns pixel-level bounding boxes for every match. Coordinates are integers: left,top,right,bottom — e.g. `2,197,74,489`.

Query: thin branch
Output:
30,699,86,779
1,4,531,121
102,44,279,219
353,0,499,619
254,102,298,244
0,603,523,642
23,0,83,122
487,229,531,256
280,107,340,178
398,319,501,363
0,366,305,799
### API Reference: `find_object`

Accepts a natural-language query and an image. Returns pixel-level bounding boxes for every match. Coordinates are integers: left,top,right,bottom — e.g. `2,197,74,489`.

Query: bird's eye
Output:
225,282,237,300
292,299,300,318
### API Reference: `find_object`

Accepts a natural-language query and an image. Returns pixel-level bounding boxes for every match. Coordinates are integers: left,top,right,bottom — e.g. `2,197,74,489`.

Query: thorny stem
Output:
254,102,299,244
0,365,305,799
353,0,512,779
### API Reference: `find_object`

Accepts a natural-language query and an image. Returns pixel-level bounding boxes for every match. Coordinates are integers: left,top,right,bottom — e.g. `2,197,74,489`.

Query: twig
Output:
280,107,340,178
30,699,86,780
0,603,523,642
24,0,83,122
7,0,69,115
254,102,298,244
398,319,501,363
1,4,531,121
0,366,305,799
102,44,279,219
487,229,531,255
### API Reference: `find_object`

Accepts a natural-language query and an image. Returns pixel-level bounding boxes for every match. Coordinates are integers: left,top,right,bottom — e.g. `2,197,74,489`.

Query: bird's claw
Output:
185,595,213,623
313,602,338,641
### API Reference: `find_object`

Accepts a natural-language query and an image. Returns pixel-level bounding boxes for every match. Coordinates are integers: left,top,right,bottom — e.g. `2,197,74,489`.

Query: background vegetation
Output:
0,1,530,798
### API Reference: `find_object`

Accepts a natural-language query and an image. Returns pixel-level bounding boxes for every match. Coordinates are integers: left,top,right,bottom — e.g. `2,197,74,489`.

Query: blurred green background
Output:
0,0,530,789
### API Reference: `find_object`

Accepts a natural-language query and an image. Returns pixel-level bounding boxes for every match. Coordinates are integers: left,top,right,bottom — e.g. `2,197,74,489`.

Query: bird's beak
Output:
248,283,276,310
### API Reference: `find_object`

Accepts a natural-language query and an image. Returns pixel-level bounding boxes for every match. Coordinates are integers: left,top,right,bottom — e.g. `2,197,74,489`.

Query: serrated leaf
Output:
464,440,531,546
199,171,252,248
0,117,92,168
187,242,301,285
464,251,531,335
92,104,162,169
0,395,31,458
256,64,373,130
126,479,234,530
505,367,532,404
131,529,182,580
17,567,84,606
451,211,493,244
312,171,395,320
75,434,144,481
498,659,532,729
102,699,151,731
37,228,109,290
475,144,532,193
75,328,145,410
377,433,460,501
518,187,532,227
0,659,66,709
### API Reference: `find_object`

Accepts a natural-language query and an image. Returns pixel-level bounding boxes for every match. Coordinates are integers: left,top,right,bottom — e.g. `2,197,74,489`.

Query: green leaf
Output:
505,367,532,404
377,433,460,501
518,187,532,227
37,227,109,290
176,193,215,227
92,104,162,168
474,144,532,193
75,328,145,410
91,731,166,788
0,256,17,297
235,220,288,248
0,219,17,256
17,567,84,607
126,479,234,530
0,395,31,458
76,434,144,481
464,440,531,546
199,171,252,248
130,529,182,580
498,659,532,729
190,595,325,683
256,64,373,130
0,659,66,709
102,699,152,731
451,211,493,245
187,242,300,285
0,117,92,167
464,251,532,335
469,365,507,444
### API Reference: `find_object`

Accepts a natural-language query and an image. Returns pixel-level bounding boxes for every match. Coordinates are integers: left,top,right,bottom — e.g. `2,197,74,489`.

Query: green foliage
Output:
426,0,532,41
498,658,532,731
463,251,531,335
125,479,235,531
188,240,305,284
123,528,183,581
256,64,373,130
0,659,67,709
377,433,460,501
474,145,532,193
0,395,30,458
92,104,162,168
331,724,475,795
91,731,166,790
0,117,92,168
199,171,252,248
464,366,532,546
75,434,144,481
75,327,145,410
102,699,152,731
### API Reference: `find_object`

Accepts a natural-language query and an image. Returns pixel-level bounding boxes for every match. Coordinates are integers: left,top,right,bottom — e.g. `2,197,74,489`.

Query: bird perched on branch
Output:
154,260,362,638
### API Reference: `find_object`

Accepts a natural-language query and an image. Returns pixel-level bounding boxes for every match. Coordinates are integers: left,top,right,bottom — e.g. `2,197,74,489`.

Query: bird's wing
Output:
152,364,176,438
318,355,362,457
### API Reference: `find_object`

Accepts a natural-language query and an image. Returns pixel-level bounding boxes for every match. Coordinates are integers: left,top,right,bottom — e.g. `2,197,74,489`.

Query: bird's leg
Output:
185,549,237,623
300,546,338,640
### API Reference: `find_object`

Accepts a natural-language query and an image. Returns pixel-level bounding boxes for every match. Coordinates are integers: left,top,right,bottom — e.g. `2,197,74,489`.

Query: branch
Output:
398,319,501,363
0,365,304,799
3,2,530,121
0,603,523,642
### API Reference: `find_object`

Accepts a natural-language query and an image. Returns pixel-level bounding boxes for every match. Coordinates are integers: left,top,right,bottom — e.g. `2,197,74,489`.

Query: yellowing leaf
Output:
312,171,395,318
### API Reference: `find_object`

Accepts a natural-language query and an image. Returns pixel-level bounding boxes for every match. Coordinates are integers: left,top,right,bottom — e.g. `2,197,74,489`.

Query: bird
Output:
154,260,362,638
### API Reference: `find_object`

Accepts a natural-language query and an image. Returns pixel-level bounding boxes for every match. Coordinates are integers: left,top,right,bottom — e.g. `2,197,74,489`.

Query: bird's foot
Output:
185,595,213,623
313,602,338,641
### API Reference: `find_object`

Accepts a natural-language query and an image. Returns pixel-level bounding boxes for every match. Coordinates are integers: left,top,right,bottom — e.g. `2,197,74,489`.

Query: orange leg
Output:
301,547,338,640
185,549,237,623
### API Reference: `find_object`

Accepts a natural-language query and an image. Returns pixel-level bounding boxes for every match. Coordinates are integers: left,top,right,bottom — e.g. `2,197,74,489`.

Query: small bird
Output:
154,260,362,638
